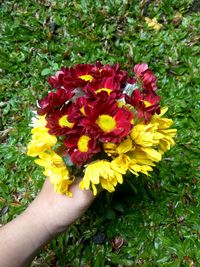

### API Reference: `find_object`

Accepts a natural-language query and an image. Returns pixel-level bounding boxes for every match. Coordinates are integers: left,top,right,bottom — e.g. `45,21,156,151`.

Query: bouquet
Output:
27,62,177,196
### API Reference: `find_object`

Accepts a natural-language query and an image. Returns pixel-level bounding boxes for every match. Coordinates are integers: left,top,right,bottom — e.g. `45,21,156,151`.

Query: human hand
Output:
26,177,95,237
0,178,95,267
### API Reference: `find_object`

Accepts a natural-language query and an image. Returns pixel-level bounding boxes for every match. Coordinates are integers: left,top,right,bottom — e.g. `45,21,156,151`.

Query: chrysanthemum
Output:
35,151,74,196
27,116,57,157
37,88,73,116
133,63,157,91
48,64,95,90
103,110,176,176
126,89,160,121
79,160,125,195
45,103,79,136
64,134,100,166
91,63,128,86
103,139,156,176
150,107,177,153
81,98,133,143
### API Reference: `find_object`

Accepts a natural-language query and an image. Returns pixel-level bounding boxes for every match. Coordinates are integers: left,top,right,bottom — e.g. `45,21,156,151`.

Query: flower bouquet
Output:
27,62,176,196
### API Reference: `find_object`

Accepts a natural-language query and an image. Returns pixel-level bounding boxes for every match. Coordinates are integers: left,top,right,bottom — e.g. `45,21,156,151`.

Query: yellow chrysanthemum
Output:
150,107,177,154
35,151,74,196
27,115,57,157
103,107,176,177
79,160,125,195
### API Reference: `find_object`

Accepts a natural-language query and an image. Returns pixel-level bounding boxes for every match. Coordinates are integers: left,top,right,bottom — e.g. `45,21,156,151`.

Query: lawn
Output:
0,0,200,266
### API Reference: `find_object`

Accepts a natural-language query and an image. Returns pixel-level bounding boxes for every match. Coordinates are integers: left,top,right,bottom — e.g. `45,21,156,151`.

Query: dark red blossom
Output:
48,64,95,90
126,89,160,121
91,63,128,87
81,98,133,143
83,76,123,99
142,69,157,91
37,88,73,116
64,134,100,166
45,103,79,136
133,63,157,91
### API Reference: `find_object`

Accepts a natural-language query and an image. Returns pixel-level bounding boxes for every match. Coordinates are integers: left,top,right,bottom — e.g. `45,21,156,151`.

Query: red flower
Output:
142,69,157,91
45,103,79,136
91,63,128,86
83,76,122,99
134,63,149,77
64,134,100,166
81,98,133,143
126,89,160,121
48,64,95,91
133,63,157,91
37,88,73,116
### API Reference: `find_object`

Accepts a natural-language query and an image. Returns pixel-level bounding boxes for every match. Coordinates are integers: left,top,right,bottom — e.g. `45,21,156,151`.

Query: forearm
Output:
0,206,52,267
0,178,94,267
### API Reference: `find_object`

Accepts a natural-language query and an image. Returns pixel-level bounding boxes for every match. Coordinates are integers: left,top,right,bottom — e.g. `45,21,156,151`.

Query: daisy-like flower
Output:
103,109,176,176
91,63,128,86
81,98,133,143
45,103,79,136
48,64,95,90
37,88,74,116
126,89,160,121
133,63,157,91
84,76,122,99
35,151,74,196
64,133,100,166
79,160,125,195
150,107,177,153
27,115,57,157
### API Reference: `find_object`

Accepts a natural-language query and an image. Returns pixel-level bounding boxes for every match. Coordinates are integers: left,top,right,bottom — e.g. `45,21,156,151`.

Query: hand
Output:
0,178,95,267
26,177,95,236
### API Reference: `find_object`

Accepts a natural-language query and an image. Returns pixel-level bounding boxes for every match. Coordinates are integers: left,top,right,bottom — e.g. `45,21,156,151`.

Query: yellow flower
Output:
35,151,74,196
79,160,124,195
27,115,57,157
150,107,177,153
145,17,162,31
103,107,176,177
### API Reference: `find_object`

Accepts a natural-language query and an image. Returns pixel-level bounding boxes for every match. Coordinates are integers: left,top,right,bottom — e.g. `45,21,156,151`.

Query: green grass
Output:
0,0,200,266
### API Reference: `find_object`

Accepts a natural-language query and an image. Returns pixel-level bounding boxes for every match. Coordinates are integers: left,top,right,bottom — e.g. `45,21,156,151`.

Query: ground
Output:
0,0,200,266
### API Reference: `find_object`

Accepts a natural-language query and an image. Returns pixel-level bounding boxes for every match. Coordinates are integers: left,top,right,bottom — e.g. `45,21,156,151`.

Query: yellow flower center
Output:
80,106,86,116
96,114,116,132
58,115,74,128
96,88,112,95
143,100,152,108
79,74,93,82
77,135,91,152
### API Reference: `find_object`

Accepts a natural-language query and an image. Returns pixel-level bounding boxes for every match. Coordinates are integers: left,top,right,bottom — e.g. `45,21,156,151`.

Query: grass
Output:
0,0,200,266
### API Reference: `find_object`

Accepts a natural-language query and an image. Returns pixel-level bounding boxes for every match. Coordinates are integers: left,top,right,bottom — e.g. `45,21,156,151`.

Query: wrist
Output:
23,201,54,249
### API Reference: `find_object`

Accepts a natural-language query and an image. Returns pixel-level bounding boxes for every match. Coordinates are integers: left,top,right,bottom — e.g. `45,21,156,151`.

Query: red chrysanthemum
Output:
133,63,157,91
48,64,96,91
83,76,123,99
81,98,133,143
37,88,74,116
45,103,79,136
91,63,128,86
64,134,100,166
126,89,160,121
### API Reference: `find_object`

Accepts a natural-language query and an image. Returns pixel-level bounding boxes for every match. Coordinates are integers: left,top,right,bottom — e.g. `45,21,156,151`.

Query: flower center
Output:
58,115,74,128
79,74,93,82
80,106,86,116
143,100,151,108
77,135,91,152
96,88,112,95
96,114,116,132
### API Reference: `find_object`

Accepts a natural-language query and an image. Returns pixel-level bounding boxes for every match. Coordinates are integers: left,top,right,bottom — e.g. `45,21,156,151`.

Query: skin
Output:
0,178,95,267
